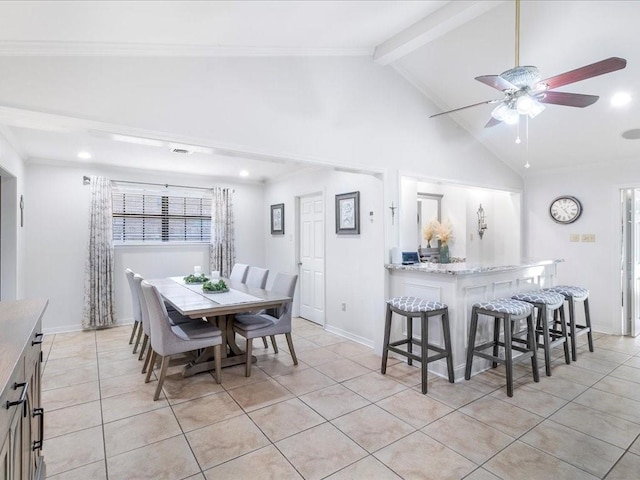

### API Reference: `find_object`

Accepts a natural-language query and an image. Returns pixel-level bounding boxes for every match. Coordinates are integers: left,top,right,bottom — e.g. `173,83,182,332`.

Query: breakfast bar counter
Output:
384,259,562,380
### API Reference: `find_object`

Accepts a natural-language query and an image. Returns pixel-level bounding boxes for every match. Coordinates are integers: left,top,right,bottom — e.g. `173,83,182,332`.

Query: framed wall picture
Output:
270,203,285,235
335,191,360,234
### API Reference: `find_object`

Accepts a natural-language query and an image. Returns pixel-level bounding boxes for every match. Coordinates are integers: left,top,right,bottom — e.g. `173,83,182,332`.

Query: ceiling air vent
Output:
170,147,192,154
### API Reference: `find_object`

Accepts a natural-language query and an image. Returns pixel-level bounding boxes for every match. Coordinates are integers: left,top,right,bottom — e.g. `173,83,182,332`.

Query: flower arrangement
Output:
422,219,439,247
435,219,454,246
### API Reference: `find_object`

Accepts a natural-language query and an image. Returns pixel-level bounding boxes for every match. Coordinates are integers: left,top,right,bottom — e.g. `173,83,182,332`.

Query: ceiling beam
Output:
373,0,506,66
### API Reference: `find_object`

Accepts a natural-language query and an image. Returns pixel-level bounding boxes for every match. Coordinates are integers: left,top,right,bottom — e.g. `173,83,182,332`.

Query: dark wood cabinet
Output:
0,300,48,480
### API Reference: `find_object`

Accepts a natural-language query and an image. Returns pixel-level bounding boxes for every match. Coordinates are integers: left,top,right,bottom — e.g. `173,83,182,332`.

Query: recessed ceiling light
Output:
239,170,249,177
622,129,640,140
611,92,632,107
77,151,92,160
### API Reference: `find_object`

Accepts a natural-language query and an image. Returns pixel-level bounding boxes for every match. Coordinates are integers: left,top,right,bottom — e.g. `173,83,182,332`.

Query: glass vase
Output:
440,243,450,263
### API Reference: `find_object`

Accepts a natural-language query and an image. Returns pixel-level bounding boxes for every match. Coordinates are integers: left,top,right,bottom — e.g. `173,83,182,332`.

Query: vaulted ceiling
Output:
0,1,637,179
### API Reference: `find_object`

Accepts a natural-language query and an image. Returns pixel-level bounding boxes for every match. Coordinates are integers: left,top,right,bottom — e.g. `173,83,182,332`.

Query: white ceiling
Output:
0,0,637,178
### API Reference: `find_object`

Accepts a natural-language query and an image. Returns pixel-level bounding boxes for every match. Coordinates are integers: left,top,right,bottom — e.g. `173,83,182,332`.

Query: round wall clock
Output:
549,195,582,224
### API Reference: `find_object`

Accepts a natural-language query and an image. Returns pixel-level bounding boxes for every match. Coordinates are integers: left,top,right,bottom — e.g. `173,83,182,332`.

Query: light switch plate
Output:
582,234,596,242
569,234,580,242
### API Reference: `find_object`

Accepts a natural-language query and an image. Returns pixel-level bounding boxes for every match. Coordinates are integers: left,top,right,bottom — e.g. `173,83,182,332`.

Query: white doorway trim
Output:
296,192,325,326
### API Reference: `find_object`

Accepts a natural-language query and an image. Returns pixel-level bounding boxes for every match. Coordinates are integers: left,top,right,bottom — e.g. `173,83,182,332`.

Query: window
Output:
112,183,212,244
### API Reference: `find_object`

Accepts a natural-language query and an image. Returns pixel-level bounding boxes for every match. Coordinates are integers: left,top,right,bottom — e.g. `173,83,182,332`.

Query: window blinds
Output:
112,183,212,244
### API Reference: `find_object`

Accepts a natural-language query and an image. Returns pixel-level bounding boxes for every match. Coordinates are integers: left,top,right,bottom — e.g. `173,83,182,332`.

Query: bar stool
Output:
544,285,593,361
381,296,454,394
512,290,570,376
465,298,539,397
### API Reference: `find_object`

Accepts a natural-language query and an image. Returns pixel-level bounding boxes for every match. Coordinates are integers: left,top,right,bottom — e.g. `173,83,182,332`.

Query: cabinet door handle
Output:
6,381,29,409
32,408,44,451
32,332,45,346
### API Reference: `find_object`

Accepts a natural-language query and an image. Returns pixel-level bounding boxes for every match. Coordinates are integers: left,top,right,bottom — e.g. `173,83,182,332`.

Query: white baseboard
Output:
324,324,374,349
42,319,134,335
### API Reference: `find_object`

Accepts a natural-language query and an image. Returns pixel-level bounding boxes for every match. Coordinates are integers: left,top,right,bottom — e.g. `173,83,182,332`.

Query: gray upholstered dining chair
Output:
244,266,270,348
141,280,223,400
133,274,208,372
125,268,144,354
233,272,298,377
229,263,250,283
245,266,269,289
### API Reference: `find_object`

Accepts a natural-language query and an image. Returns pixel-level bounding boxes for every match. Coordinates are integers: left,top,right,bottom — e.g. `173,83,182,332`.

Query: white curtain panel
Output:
82,176,116,329
209,187,236,278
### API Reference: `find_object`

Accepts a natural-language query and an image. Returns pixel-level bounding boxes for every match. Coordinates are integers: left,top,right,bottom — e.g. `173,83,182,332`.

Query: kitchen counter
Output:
384,259,561,380
385,259,563,275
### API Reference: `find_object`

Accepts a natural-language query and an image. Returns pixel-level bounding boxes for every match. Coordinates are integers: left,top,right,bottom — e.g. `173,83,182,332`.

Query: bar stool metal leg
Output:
442,309,455,383
407,314,413,366
465,307,479,380
585,297,594,352
527,313,540,382
420,312,428,394
381,304,393,375
503,314,514,397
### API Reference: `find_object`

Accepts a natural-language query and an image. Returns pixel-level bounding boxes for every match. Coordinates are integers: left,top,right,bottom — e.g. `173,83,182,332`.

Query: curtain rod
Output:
82,175,234,192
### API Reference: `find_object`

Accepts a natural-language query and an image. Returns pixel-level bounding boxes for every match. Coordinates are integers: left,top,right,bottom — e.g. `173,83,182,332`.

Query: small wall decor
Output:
19,195,24,227
335,191,360,234
270,203,285,235
477,203,488,239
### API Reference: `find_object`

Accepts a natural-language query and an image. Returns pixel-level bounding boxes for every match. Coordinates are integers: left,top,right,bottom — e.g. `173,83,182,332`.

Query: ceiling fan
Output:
430,0,627,127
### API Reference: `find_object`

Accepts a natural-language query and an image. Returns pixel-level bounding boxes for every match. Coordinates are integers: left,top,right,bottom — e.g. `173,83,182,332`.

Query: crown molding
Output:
0,41,372,57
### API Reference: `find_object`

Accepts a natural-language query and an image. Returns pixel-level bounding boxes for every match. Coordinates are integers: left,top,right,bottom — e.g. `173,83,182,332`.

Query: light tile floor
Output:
41,318,640,479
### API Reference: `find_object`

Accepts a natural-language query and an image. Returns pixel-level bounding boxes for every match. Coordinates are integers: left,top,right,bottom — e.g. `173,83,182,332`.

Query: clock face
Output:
549,196,582,224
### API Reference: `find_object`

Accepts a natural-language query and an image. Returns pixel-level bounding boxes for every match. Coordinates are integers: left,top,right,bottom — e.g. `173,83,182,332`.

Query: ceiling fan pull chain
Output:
515,115,521,144
524,115,531,169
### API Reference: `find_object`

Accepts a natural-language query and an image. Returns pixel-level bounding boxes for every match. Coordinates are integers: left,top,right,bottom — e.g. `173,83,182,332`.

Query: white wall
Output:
25,161,265,332
0,134,25,300
0,56,522,191
4,55,527,339
524,160,640,335
265,168,385,348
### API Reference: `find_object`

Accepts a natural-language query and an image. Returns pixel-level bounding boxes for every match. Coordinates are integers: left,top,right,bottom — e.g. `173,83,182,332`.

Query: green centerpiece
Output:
202,279,229,293
183,274,210,284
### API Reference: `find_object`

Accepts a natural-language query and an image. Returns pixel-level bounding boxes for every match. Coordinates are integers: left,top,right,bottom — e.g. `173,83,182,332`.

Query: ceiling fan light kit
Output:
430,0,627,137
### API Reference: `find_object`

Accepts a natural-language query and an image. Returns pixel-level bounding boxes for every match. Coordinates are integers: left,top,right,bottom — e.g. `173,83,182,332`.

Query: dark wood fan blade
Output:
430,99,500,118
538,91,599,107
475,75,518,92
484,117,502,128
539,57,626,90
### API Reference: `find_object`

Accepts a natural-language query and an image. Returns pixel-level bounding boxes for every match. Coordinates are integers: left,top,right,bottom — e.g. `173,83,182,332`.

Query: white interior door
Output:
299,193,325,325
622,188,640,336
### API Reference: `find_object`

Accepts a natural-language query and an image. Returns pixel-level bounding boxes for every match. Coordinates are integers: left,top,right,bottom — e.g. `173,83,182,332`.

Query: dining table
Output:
146,276,292,377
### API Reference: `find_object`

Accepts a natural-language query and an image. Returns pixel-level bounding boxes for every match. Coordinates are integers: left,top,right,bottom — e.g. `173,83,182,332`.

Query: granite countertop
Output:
385,259,563,276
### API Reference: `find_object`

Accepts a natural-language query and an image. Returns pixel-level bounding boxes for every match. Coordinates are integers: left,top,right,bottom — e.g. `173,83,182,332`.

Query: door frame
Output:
620,187,640,336
295,191,326,326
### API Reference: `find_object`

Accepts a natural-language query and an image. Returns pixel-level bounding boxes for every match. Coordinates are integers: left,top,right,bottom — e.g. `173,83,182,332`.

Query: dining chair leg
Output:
144,350,157,383
132,324,143,354
138,334,148,361
214,344,222,384
129,320,139,345
154,355,170,401
245,339,253,377
141,343,152,374
270,335,278,353
262,337,269,348
285,333,298,365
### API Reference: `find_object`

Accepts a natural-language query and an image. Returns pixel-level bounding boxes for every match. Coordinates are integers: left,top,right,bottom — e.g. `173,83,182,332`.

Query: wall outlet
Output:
569,233,580,242
582,234,596,243
341,303,346,312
